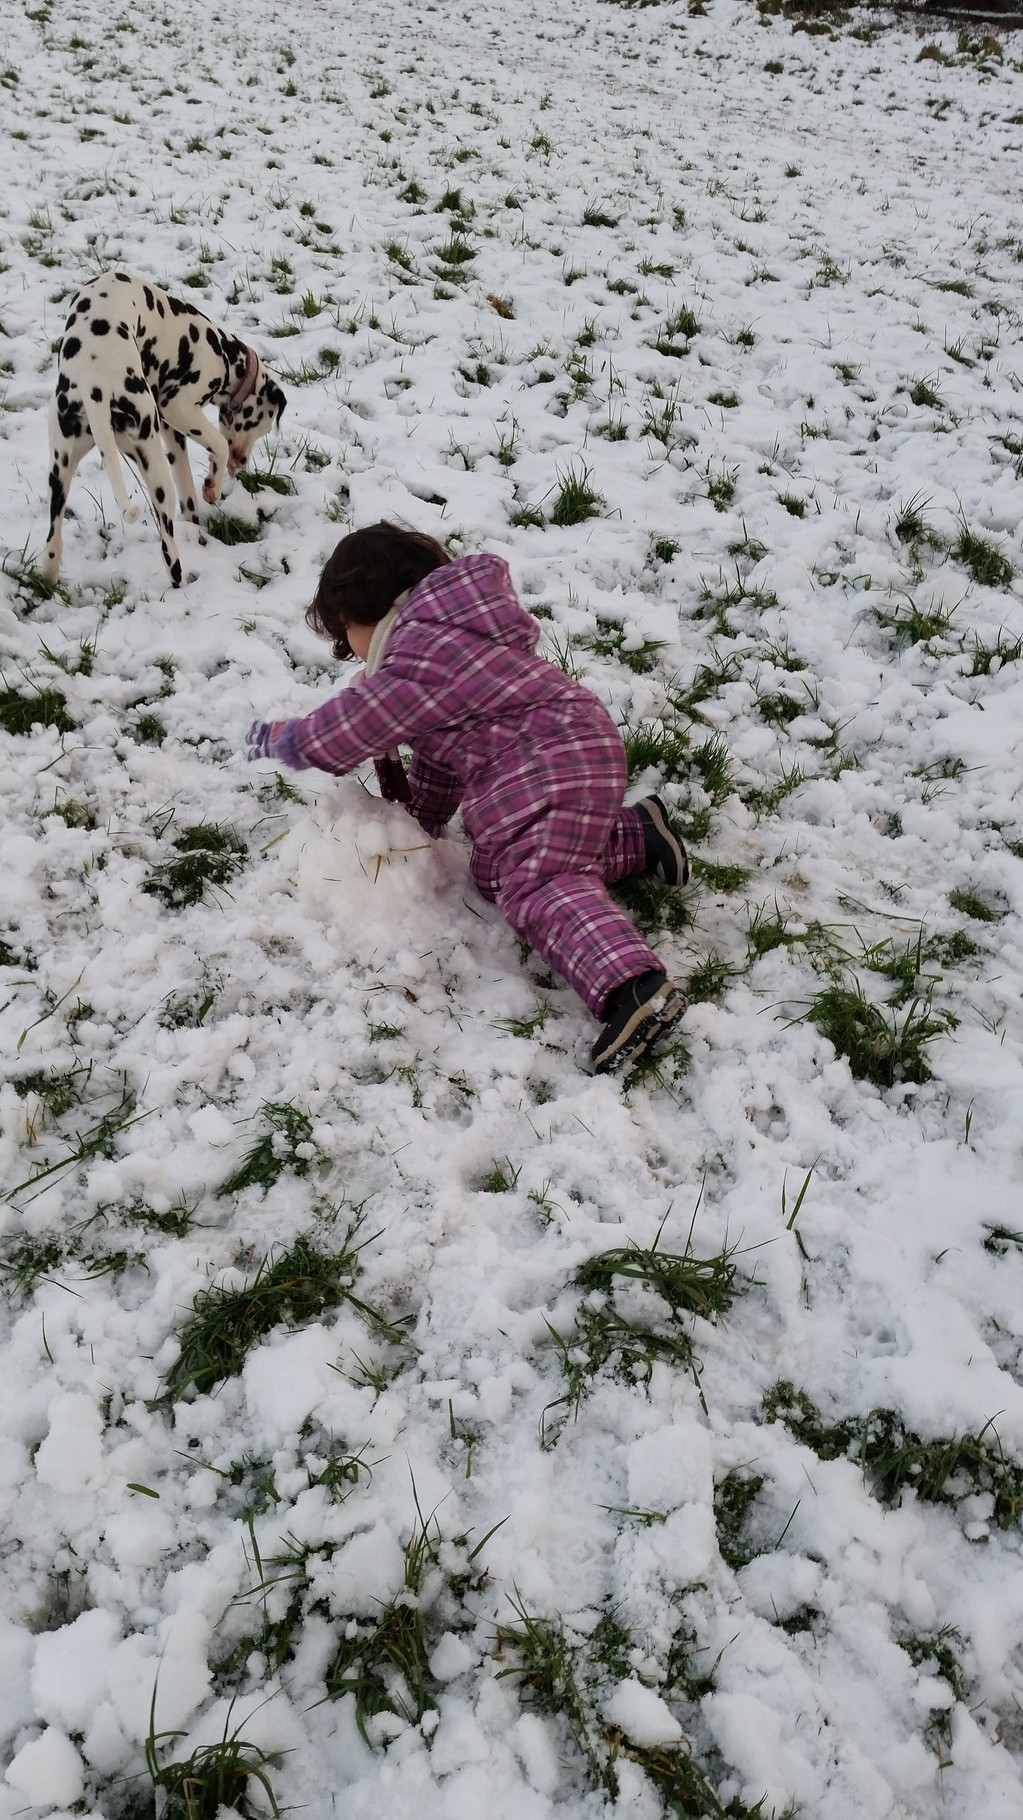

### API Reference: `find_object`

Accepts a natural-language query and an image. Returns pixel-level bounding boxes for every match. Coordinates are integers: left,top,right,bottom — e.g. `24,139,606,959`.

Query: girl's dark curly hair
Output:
306,521,452,660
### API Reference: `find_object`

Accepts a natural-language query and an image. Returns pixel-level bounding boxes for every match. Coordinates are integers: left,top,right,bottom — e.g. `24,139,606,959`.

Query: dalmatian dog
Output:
42,269,287,588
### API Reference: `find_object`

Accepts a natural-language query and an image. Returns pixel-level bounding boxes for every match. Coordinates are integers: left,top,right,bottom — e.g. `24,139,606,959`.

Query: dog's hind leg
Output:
163,426,200,524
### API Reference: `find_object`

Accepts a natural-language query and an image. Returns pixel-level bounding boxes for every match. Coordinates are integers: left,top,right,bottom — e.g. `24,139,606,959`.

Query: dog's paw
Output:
202,477,221,506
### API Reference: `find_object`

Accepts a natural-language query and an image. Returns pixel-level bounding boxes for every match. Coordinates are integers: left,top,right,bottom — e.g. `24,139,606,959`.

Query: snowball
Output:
603,1680,683,1748
283,783,467,965
6,1729,85,1809
428,1631,475,1681
34,1394,107,1495
32,1608,120,1733
104,1504,176,1569
186,1105,236,1147
3,837,41,877
242,1325,343,1442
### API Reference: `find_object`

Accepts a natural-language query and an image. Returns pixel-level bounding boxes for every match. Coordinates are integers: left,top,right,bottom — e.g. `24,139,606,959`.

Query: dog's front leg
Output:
162,427,200,523
159,406,231,507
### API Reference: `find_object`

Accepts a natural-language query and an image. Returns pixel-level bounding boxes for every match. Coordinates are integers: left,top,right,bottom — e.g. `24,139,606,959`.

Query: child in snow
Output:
246,523,689,1073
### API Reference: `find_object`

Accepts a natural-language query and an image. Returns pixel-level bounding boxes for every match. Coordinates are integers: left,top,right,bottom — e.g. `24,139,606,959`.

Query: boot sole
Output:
592,982,689,1074
642,797,690,888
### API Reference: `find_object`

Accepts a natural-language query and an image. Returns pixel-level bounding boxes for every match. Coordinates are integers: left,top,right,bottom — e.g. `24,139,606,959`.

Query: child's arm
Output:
246,668,425,776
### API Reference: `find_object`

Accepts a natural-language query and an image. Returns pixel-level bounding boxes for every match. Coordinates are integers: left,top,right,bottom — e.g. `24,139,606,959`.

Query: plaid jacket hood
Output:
377,552,539,662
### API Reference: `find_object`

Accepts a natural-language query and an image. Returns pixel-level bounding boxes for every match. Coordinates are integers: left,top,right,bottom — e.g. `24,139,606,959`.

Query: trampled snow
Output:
2,1,1023,1816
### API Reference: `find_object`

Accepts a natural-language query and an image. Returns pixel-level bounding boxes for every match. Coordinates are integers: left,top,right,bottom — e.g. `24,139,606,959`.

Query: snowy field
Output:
3,0,1023,1815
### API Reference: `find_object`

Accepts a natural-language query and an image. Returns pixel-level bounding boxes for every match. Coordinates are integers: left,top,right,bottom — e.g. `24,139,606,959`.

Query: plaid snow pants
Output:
466,726,662,1018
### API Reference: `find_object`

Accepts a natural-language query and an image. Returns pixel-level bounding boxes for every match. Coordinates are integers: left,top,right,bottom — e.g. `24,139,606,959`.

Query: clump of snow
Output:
5,1728,85,1810
603,1679,683,1748
284,784,469,968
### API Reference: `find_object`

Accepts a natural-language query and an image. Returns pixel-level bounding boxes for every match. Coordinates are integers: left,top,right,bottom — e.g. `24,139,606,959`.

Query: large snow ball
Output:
281,781,469,968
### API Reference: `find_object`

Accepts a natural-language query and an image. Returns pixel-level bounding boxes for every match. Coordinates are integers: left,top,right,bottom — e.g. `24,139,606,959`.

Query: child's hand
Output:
246,719,284,761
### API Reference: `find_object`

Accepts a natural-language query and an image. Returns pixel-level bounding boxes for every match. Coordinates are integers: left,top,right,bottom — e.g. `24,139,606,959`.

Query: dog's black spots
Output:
117,323,130,340
170,559,183,588
91,386,103,402
91,319,111,337
155,486,166,504
56,373,70,396
138,414,152,440
114,273,131,284
156,300,165,316
188,323,200,344
110,396,142,437
62,335,82,360
167,295,192,318
205,326,219,352
124,371,148,396
137,449,149,471
143,285,155,311
60,452,69,467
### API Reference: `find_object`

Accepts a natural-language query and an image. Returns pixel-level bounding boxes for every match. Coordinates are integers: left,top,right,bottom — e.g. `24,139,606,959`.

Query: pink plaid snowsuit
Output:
265,553,663,1015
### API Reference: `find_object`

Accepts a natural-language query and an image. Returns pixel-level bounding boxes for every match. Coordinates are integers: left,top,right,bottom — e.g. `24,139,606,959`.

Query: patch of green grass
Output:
434,232,477,267
548,461,603,526
801,981,955,1087
588,616,663,674
497,1598,606,1786
544,1224,752,1439
948,887,1005,922
0,1229,146,1298
143,824,247,908
686,953,737,1004
144,1707,282,1820
765,1381,1023,1528
237,467,296,497
705,465,738,513
983,1224,1023,1256
953,525,1013,588
653,303,700,355
652,536,681,563
899,1626,967,1760
13,1065,90,1121
858,928,976,1006
873,597,957,646
621,715,691,782
714,1469,766,1570
892,492,947,552
204,510,263,545
162,1219,380,1401
691,859,750,893
217,1101,319,1197
612,873,694,938
968,629,1023,676
323,1502,490,1742
909,377,944,410
0,686,76,736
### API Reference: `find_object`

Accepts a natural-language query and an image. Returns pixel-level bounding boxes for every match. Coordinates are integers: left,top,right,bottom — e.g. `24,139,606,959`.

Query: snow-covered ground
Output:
2,1,1023,1815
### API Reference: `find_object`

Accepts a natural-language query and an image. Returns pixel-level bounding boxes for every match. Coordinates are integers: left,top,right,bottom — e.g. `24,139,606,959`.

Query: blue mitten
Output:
246,719,284,762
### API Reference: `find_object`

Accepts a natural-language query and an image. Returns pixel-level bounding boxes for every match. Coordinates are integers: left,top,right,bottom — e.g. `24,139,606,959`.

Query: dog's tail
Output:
81,395,144,524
